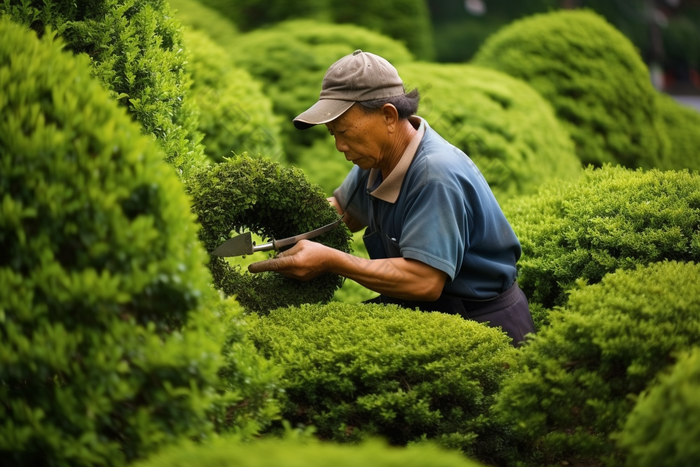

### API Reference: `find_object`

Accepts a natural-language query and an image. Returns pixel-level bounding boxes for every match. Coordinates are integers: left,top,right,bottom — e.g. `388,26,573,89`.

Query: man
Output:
249,50,536,345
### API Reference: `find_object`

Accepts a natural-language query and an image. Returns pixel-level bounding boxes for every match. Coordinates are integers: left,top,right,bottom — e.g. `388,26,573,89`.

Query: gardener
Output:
249,50,536,346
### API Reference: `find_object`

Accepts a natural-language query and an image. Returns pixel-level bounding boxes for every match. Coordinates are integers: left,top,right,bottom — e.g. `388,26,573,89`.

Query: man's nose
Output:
334,137,349,153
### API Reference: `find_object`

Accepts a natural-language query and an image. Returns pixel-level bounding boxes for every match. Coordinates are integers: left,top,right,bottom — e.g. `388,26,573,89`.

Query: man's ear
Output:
381,103,399,133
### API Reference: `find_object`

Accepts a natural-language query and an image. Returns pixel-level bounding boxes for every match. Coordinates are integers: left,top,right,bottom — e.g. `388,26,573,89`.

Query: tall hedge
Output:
618,347,700,467
502,165,700,309
0,0,207,177
473,10,670,169
248,302,518,466
0,18,248,465
495,261,700,466
397,62,581,201
183,28,284,163
655,92,700,171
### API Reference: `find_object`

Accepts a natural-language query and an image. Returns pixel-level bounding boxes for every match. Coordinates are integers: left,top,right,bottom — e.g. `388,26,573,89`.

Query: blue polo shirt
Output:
334,117,521,299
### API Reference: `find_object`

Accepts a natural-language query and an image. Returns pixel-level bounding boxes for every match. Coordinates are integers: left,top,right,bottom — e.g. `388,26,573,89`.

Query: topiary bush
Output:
495,261,700,466
655,92,700,171
617,347,700,467
248,302,519,466
185,155,352,314
0,18,272,465
397,62,581,201
168,0,239,49
472,10,670,169
502,165,700,310
133,437,486,467
183,28,284,163
1,0,207,177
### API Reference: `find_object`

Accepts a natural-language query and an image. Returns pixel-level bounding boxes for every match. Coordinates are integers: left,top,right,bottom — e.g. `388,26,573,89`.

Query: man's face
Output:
325,104,389,171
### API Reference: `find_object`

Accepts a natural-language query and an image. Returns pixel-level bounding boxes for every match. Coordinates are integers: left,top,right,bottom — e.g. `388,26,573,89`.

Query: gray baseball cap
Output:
293,50,405,130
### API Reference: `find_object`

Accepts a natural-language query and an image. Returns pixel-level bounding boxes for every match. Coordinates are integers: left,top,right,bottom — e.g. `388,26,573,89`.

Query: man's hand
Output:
248,240,333,281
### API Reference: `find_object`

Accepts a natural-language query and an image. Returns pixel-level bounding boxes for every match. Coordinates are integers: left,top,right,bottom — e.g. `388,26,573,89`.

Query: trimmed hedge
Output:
185,156,352,313
183,28,284,163
0,18,246,465
168,0,239,49
134,437,486,467
495,261,700,466
473,10,670,169
248,302,518,465
1,0,207,177
655,92,700,171
397,62,581,201
502,165,700,309
618,347,700,467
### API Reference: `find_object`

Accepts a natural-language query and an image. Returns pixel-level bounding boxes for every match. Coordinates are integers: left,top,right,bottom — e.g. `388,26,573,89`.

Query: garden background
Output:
2,1,700,466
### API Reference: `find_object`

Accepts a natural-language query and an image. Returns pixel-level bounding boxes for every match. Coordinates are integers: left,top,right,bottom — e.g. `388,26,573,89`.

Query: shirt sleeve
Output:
333,165,370,228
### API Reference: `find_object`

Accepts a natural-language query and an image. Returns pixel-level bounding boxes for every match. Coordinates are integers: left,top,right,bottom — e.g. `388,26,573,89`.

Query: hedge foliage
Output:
228,19,414,166
168,0,239,49
473,10,670,169
618,347,700,467
248,302,518,466
397,62,581,200
502,165,700,309
183,28,284,163
185,155,352,313
495,261,700,466
655,93,700,171
134,437,485,467
0,0,207,177
0,18,254,465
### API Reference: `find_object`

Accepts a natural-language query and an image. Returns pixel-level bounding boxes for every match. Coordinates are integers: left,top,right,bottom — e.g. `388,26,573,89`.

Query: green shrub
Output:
134,437,486,467
1,0,207,177
655,92,700,171
617,347,700,467
502,165,700,309
0,18,247,465
495,261,700,466
248,302,518,465
397,62,581,201
183,28,284,163
229,19,414,168
168,0,239,49
185,155,352,314
473,10,670,169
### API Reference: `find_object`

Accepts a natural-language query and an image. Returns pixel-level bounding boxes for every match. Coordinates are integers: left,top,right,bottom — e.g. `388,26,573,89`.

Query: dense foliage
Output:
0,19,236,465
495,261,700,466
473,10,670,169
183,28,283,163
655,92,700,171
0,0,207,177
168,0,239,49
397,62,581,200
502,165,700,309
134,437,485,467
185,156,352,313
248,302,518,465
618,347,700,467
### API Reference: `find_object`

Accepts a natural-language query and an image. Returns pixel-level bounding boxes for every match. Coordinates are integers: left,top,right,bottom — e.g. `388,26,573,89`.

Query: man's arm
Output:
248,240,448,301
328,196,365,233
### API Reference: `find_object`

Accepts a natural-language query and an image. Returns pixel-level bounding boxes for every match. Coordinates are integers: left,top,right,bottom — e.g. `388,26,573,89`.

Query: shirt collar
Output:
367,116,425,204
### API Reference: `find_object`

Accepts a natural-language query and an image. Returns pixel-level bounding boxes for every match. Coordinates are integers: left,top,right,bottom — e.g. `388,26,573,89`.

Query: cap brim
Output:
293,99,355,130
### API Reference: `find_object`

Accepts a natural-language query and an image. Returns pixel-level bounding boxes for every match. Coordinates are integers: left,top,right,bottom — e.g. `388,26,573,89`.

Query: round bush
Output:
397,62,581,201
655,92,700,171
183,29,284,163
0,18,232,465
185,156,352,314
248,302,518,465
618,348,700,467
495,261,700,466
0,0,207,177
134,437,486,467
502,165,700,309
473,10,670,169
168,0,239,49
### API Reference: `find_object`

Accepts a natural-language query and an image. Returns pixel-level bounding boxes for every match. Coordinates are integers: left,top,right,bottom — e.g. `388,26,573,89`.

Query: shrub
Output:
168,0,239,49
248,302,518,465
183,28,284,163
0,19,253,465
185,155,352,314
473,10,670,169
617,347,700,467
397,62,581,201
1,0,207,177
495,261,700,466
133,437,486,467
655,92,700,171
502,165,700,309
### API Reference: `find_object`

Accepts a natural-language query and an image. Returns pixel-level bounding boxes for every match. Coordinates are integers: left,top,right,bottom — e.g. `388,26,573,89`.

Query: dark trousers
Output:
364,282,536,346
